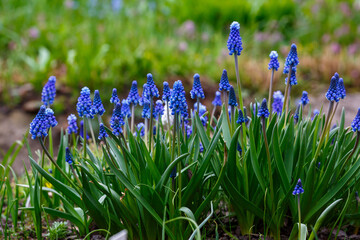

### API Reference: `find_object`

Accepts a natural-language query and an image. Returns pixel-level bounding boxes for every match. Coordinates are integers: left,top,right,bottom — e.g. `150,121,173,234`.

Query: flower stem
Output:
88,118,99,158
314,101,334,160
268,68,275,121
149,98,154,153
209,106,216,128
298,195,301,240
283,65,293,126
261,117,274,207
70,165,82,187
166,101,171,144
131,104,135,133
83,118,87,159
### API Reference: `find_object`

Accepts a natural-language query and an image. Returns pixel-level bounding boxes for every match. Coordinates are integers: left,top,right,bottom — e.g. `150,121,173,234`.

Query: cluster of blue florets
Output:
351,108,360,132
292,179,304,195
299,91,309,106
272,91,284,115
110,88,120,104
77,87,93,118
41,76,56,106
127,81,141,105
98,123,108,140
219,69,231,92
228,86,238,107
121,99,131,118
91,90,105,116
268,51,280,71
190,74,205,100
162,82,171,102
283,44,299,74
154,100,164,120
227,21,243,56
65,147,73,165
169,80,188,116
212,91,222,107
258,99,270,118
285,67,297,86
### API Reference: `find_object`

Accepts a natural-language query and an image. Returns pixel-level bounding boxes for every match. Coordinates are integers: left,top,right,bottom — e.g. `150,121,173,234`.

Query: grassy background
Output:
0,0,359,106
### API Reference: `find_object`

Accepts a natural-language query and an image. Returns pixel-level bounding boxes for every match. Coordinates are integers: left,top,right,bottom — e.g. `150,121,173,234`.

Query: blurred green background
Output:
0,0,359,107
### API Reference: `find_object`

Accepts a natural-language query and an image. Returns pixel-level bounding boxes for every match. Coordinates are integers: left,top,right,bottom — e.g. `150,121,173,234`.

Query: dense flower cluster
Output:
121,99,131,118
227,21,243,56
127,81,141,105
154,100,164,120
326,73,340,102
268,51,280,71
77,87,93,118
169,80,187,116
299,91,309,106
98,123,108,140
338,78,346,99
136,123,145,137
219,69,231,92
46,108,58,127
351,108,360,132
194,103,208,126
237,109,246,124
145,73,159,98
91,90,105,116
212,91,222,106
228,86,238,107
65,147,73,165
258,99,270,118
67,114,78,134
111,103,124,126
29,105,50,139
190,74,205,99
41,76,56,106
285,67,297,86
111,117,123,136
283,44,299,74
162,81,171,102
272,91,284,115
142,101,151,119
292,179,304,195
110,88,120,104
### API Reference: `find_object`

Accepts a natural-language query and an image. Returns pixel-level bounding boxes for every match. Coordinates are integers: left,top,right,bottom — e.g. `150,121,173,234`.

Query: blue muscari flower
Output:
140,83,150,106
77,87,93,119
312,109,320,120
46,108,58,127
283,44,299,74
268,51,280,71
212,91,222,106
227,21,243,56
169,80,187,116
325,73,340,102
194,103,208,126
219,69,231,92
186,124,192,138
237,109,246,124
127,80,141,105
142,101,151,119
48,169,53,174
170,166,177,179
228,86,238,107
228,106,232,120
190,73,205,99
162,81,171,102
65,147,73,165
121,99,131,118
272,91,284,115
111,103,125,126
145,73,159,98
338,78,346,99
294,104,300,122
154,100,164,120
67,114,78,134
317,162,321,169
91,90,105,116
29,105,50,139
111,117,123,136
243,107,249,124
300,91,309,106
41,76,56,106
285,66,297,86
110,88,120,104
79,120,89,140
237,143,242,155
199,142,204,153
258,99,270,118
98,123,108,140
292,178,304,195
136,123,145,137
351,108,360,132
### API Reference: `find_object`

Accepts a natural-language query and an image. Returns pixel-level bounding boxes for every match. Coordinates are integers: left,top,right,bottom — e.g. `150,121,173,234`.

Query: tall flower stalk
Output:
228,86,238,133
219,69,231,129
210,91,222,127
144,73,159,152
127,81,140,133
190,73,205,133
293,179,304,240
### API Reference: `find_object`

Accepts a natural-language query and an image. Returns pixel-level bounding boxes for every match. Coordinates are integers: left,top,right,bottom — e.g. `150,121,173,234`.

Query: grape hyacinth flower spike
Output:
145,73,159,150
76,87,93,119
67,114,78,134
294,104,300,124
154,100,164,120
162,81,172,133
293,178,304,240
190,73,205,117
98,123,108,140
282,44,299,118
228,86,238,107
272,91,284,116
110,88,120,105
136,123,145,137
65,147,74,165
236,109,246,125
127,80,141,132
219,69,231,103
268,51,280,117
46,108,58,128
338,78,346,100
91,90,105,117
41,76,56,106
352,108,360,132
121,99,131,119
111,102,125,131
29,105,50,140
299,91,309,106
258,99,270,118
227,21,243,56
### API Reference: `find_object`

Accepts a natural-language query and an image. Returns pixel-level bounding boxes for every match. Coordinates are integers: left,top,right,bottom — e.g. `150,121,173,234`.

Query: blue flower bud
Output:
272,91,284,115
127,80,141,105
283,44,299,73
162,81,171,102
228,86,238,107
351,108,360,132
212,91,222,106
110,88,120,104
98,123,108,140
29,105,50,139
325,73,340,102
91,90,105,116
41,76,56,106
65,147,73,165
227,21,243,56
142,101,151,119
67,114,78,134
292,178,304,195
190,73,205,100
219,69,231,92
237,143,242,155
268,51,280,71
146,73,159,98
237,109,246,124
299,91,309,106
258,99,270,118
77,87,93,118
312,109,320,120
169,80,187,116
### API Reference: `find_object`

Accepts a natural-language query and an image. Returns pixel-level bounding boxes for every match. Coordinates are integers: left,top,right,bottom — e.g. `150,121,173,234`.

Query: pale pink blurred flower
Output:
65,0,75,9
335,24,350,38
201,33,209,42
348,43,359,55
330,43,341,54
28,27,39,39
322,34,331,43
178,41,188,52
311,4,320,14
339,2,351,17
177,20,196,39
